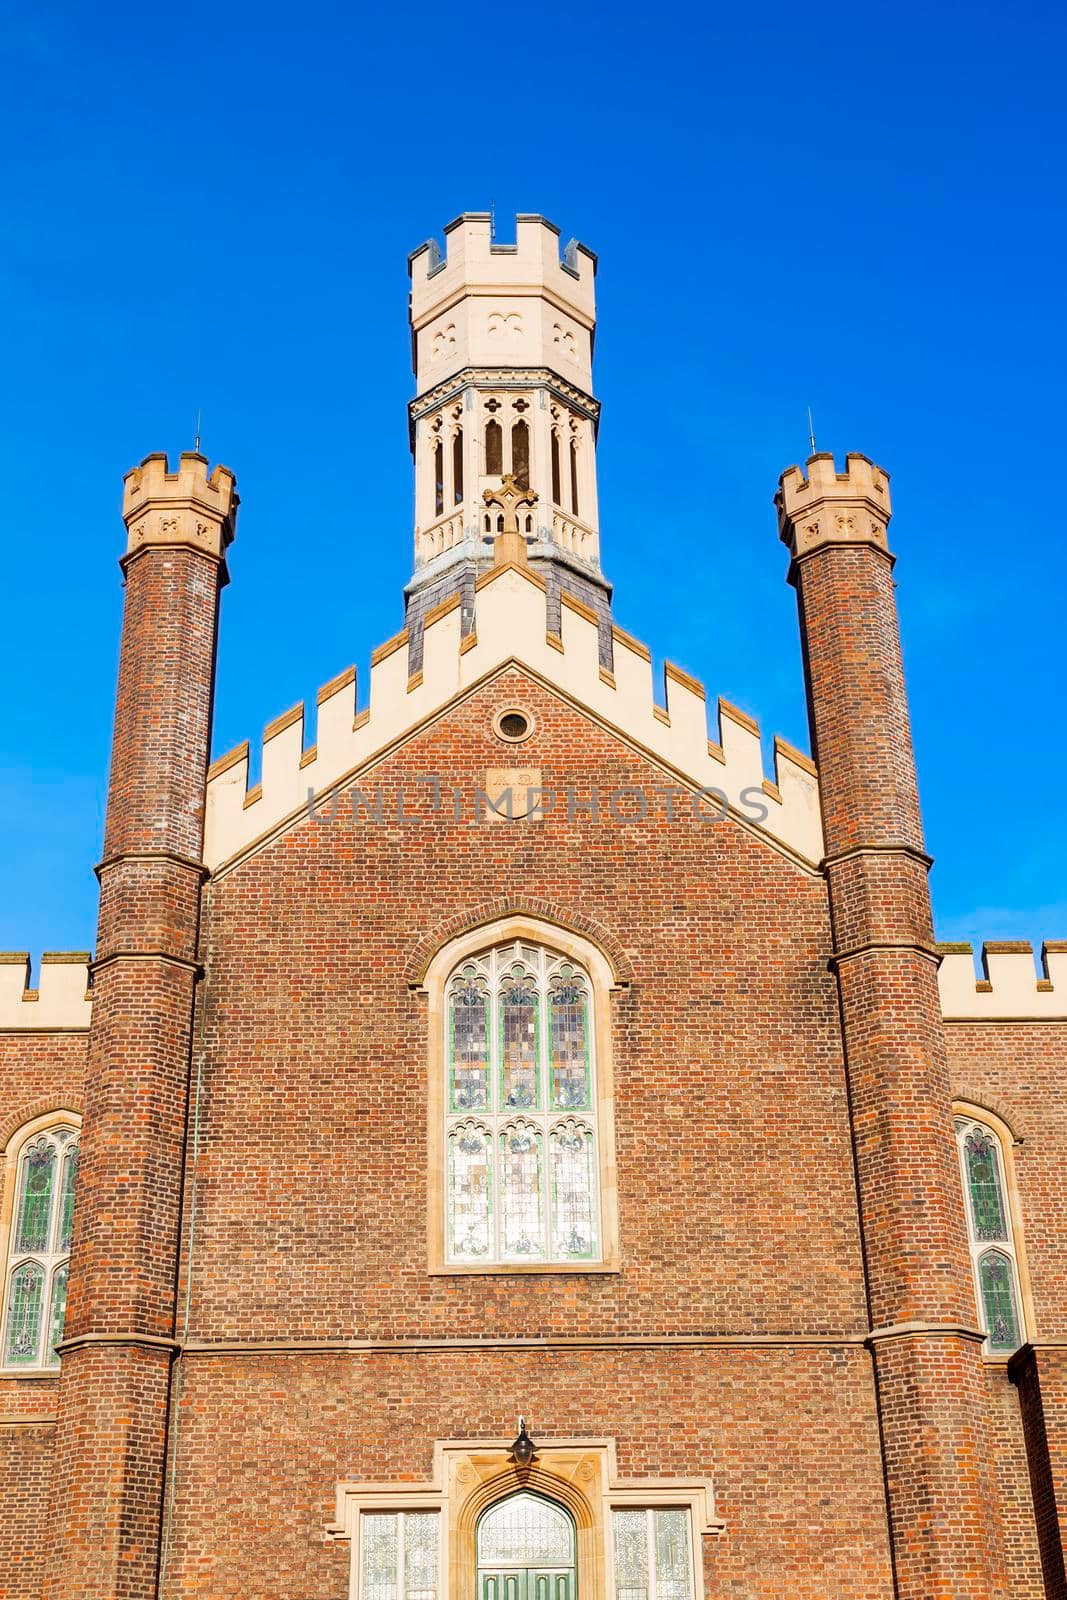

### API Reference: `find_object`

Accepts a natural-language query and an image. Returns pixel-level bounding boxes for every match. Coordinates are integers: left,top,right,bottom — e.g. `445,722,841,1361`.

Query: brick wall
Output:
0,1031,86,1596
946,1019,1067,1325
148,668,895,1593
187,670,866,1344
162,1346,894,1600
0,1425,55,1600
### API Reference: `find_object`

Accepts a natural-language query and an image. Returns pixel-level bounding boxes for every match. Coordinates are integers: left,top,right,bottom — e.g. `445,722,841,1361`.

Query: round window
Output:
494,708,534,743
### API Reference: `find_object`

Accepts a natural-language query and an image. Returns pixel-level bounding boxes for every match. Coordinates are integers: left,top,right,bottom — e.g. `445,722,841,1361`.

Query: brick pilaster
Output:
46,454,237,1600
777,454,1009,1597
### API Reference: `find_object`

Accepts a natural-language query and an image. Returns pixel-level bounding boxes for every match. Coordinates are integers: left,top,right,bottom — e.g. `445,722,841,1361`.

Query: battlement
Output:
938,940,1067,1019
122,451,239,560
776,453,892,558
204,565,823,873
0,952,92,1031
410,213,596,313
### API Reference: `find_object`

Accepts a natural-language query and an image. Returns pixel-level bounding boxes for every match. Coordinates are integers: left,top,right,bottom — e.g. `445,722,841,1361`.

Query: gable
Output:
204,564,823,875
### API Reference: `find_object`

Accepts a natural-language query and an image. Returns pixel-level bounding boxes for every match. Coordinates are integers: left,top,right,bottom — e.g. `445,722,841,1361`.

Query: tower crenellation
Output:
776,451,891,560
122,450,238,565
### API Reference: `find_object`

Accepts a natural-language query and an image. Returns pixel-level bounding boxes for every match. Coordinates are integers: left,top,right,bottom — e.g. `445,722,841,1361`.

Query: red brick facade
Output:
1,442,1064,1600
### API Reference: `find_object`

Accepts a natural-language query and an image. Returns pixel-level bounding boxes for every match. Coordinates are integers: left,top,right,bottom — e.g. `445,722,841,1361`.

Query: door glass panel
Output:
478,1494,575,1565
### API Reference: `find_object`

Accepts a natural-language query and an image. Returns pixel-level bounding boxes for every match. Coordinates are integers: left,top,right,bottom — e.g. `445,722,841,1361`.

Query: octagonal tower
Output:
405,213,611,667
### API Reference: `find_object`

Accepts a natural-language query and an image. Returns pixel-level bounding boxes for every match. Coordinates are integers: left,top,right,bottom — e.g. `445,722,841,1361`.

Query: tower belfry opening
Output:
405,213,612,669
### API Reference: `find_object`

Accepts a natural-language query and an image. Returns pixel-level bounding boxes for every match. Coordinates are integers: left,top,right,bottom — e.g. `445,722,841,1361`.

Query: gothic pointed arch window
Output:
433,440,444,518
511,420,530,488
478,1491,577,1600
569,439,580,517
550,431,562,506
1,1115,80,1370
453,429,464,505
954,1109,1027,1354
485,419,503,477
428,921,619,1273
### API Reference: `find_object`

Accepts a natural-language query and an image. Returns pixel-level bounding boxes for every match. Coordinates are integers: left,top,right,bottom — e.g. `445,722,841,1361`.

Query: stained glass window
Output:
550,1122,597,1260
59,1145,79,1252
15,1138,55,1252
359,1512,439,1600
448,1122,492,1260
443,942,601,1265
2,1123,79,1369
4,1263,44,1366
500,1123,544,1259
964,1129,1008,1241
612,1509,693,1600
954,1115,1025,1355
501,970,539,1111
979,1250,1020,1353
549,971,589,1110
450,969,490,1112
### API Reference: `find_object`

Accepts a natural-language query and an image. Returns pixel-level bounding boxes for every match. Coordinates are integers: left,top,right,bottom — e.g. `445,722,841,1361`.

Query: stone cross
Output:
483,473,538,535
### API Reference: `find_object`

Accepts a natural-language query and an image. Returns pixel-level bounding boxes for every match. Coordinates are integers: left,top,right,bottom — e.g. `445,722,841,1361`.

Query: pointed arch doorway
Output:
477,1491,577,1600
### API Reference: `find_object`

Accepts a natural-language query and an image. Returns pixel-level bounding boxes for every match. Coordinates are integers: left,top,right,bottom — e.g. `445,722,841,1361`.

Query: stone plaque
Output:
483,768,543,821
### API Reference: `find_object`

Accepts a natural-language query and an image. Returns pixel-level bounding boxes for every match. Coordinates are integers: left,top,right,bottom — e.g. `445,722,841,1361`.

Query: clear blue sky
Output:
2,0,1065,971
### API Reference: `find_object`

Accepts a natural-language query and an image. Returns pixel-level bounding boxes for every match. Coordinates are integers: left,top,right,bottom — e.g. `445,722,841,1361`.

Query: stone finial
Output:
775,452,891,560
121,451,239,562
484,474,538,566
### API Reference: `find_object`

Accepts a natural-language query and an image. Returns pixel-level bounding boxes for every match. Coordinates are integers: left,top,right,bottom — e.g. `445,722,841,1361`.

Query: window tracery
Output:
445,943,600,1265
954,1112,1026,1354
2,1120,79,1369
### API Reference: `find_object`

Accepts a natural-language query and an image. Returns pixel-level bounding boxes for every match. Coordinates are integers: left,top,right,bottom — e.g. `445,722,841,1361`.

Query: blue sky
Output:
2,0,1065,972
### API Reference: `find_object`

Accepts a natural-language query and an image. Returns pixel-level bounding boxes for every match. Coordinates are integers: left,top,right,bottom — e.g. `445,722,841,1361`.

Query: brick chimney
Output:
777,453,1009,1598
47,452,237,1599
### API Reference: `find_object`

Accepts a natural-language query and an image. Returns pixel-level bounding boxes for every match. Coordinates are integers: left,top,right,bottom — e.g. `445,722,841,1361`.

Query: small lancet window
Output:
434,441,444,518
954,1114,1025,1354
550,432,562,505
569,439,580,517
2,1123,80,1369
485,418,503,476
453,429,464,505
444,942,600,1266
512,420,530,487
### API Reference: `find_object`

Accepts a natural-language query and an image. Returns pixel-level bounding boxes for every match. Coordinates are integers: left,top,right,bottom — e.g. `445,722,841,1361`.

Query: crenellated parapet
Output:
409,213,596,391
776,452,892,561
204,563,823,873
938,940,1067,1019
0,952,92,1030
122,450,238,566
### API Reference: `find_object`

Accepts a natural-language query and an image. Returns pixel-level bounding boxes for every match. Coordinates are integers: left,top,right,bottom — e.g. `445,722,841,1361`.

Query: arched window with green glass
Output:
2,1121,79,1369
445,942,599,1266
954,1112,1026,1354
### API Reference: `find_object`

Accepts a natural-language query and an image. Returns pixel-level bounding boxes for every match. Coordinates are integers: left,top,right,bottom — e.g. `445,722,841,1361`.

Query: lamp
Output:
510,1416,537,1467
